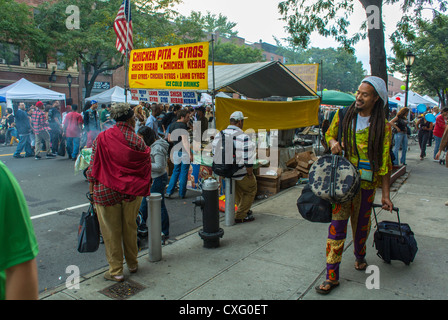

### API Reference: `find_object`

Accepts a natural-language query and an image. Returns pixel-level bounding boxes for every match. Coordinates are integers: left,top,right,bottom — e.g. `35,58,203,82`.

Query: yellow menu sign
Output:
286,64,319,92
129,42,209,90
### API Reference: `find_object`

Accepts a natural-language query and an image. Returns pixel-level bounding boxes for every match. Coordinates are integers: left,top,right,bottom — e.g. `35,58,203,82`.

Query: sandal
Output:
355,258,368,271
104,271,124,282
315,280,339,295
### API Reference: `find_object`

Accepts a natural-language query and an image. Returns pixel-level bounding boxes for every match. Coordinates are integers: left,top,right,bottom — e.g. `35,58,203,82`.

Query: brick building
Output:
0,0,123,112
387,74,406,97
1,2,288,112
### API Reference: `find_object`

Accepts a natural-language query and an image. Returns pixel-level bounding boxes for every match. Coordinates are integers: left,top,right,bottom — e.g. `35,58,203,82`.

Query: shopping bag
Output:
58,138,66,156
77,201,100,253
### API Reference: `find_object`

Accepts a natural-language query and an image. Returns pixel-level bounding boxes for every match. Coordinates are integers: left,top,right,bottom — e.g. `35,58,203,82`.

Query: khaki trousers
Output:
235,174,257,219
34,130,50,156
95,196,142,276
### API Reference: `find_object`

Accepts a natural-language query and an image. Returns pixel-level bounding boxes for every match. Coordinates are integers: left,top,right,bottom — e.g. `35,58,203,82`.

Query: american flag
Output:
114,0,133,56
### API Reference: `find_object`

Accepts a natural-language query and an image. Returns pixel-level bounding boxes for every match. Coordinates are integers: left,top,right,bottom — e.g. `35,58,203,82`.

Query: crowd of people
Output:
2,83,447,297
387,105,448,165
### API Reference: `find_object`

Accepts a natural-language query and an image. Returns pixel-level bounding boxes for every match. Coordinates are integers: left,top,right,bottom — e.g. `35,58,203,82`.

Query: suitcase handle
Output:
371,203,402,237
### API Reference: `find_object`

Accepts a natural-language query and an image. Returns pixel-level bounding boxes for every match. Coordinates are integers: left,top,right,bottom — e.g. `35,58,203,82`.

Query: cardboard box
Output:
256,168,281,197
286,157,298,168
296,160,313,171
280,170,299,189
256,168,282,182
296,165,310,176
256,184,279,197
295,151,317,163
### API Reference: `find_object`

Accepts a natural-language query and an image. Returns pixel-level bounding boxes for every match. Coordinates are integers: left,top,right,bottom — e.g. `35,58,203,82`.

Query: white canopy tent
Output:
392,91,438,108
422,95,439,107
198,92,231,105
85,86,139,106
0,78,66,109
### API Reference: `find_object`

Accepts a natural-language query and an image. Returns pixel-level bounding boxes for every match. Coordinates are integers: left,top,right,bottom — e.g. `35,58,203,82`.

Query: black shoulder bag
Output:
297,108,348,223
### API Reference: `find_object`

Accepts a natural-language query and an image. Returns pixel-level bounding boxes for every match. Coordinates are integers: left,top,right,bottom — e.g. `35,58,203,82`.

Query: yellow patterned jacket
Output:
325,109,393,190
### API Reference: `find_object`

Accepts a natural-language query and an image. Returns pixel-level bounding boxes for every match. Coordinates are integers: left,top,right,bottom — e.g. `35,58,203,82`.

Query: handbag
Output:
308,153,360,204
297,184,333,223
77,193,100,253
58,137,66,156
308,107,360,204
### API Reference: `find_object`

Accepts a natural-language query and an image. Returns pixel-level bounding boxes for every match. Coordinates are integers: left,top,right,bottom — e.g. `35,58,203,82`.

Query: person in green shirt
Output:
0,161,39,300
100,104,111,131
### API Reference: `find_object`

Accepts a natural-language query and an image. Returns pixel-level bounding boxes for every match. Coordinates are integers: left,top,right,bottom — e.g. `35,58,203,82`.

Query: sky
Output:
172,0,432,81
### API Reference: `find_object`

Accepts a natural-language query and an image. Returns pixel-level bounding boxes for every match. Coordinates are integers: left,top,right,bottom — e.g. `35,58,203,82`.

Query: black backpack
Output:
212,130,240,178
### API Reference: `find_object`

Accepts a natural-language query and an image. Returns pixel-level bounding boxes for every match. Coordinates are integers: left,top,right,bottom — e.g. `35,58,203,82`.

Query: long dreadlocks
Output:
341,94,386,173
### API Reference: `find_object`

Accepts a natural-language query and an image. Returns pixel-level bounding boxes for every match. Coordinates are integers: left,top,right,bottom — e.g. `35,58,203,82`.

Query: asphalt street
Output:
1,144,204,294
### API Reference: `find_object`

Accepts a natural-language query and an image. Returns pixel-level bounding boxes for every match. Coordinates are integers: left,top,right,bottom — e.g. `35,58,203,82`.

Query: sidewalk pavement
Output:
39,142,448,301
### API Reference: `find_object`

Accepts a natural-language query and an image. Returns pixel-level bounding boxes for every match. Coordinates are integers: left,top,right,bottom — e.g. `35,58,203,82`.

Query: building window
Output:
36,60,47,69
57,51,66,70
0,42,20,66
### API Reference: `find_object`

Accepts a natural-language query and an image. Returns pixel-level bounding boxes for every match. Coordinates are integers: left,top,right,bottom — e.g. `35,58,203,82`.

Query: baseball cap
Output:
230,111,248,121
35,101,44,108
91,100,98,104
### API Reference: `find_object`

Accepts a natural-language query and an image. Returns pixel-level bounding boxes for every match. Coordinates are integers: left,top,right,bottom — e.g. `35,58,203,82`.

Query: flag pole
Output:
211,34,216,130
124,0,130,103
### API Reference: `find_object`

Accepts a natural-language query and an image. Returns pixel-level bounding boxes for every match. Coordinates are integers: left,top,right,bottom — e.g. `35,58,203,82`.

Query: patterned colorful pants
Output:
326,188,376,281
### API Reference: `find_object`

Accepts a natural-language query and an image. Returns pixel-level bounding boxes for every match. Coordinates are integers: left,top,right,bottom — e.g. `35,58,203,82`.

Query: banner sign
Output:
285,64,319,92
130,89,199,105
129,42,209,90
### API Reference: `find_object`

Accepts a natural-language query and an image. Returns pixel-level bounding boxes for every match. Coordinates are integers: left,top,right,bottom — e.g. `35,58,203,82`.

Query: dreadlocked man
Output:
315,76,394,295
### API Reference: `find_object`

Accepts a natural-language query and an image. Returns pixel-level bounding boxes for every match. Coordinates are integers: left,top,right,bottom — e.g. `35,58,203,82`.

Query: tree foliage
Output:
212,41,262,64
390,13,448,106
275,39,365,92
277,0,448,89
0,0,49,63
34,0,187,98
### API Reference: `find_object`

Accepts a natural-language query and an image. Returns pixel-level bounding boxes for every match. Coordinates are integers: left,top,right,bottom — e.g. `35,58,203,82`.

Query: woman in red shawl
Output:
87,103,151,282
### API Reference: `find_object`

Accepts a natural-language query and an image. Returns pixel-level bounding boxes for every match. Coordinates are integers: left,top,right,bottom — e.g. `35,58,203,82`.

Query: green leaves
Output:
390,13,448,105
212,42,262,64
0,0,50,63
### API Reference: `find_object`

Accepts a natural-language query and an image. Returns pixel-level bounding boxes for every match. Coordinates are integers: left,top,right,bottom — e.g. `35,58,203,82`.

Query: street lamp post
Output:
48,70,57,88
403,51,415,109
66,74,72,99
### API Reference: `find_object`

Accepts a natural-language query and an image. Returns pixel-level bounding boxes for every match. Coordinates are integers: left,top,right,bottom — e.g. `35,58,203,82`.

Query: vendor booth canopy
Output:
0,78,65,108
208,61,316,99
293,90,355,107
215,96,320,131
85,86,139,105
422,95,438,106
392,91,437,107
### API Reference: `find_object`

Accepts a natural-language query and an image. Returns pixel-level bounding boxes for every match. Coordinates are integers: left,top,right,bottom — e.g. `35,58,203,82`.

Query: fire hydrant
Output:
193,178,224,248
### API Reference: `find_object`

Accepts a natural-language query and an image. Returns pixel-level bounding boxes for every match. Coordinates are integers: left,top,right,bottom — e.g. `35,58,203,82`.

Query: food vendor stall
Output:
127,42,320,198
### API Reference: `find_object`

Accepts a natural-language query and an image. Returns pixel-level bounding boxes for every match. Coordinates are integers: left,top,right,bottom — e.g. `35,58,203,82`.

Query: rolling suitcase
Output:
372,204,418,265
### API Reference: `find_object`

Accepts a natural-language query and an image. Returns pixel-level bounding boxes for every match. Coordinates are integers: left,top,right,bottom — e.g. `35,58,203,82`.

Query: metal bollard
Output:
224,177,235,226
193,178,224,248
148,193,162,262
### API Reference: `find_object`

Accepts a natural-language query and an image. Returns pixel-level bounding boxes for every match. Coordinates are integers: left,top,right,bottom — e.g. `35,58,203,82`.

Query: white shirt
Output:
356,114,370,132
211,125,256,180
